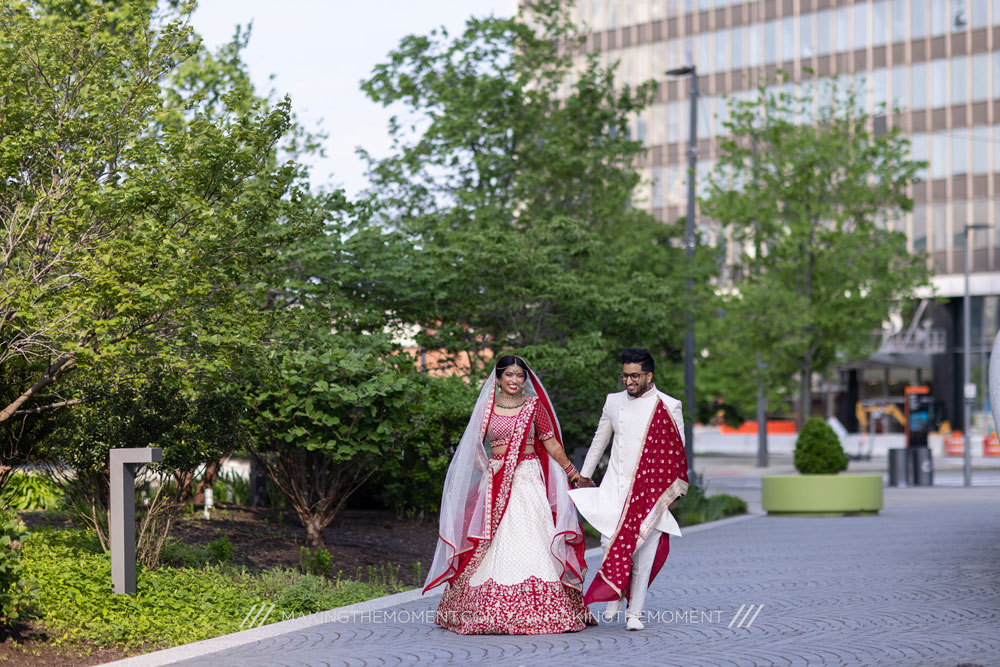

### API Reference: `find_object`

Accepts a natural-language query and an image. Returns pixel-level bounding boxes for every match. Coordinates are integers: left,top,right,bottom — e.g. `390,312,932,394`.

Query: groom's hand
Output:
574,476,596,488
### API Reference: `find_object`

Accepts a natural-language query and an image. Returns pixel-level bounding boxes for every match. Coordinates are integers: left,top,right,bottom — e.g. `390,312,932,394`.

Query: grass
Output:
17,527,411,650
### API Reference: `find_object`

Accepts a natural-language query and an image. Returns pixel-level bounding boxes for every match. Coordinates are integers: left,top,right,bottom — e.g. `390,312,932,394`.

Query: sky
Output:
191,1,516,199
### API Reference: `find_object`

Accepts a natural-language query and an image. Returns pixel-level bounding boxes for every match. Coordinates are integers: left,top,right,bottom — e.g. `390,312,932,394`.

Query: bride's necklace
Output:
495,393,526,409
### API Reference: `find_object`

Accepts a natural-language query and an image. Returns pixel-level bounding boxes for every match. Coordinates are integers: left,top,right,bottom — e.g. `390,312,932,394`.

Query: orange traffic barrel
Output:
984,432,1000,457
945,432,964,456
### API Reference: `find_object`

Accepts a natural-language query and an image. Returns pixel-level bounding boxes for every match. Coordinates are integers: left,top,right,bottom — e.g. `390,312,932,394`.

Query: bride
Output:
423,355,595,634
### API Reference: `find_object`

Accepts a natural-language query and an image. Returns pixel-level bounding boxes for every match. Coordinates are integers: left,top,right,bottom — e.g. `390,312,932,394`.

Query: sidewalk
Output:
106,483,1000,666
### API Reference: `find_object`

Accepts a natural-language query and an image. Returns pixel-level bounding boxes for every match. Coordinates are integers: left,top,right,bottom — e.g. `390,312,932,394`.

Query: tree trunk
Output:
303,515,326,549
799,362,813,429
249,458,269,507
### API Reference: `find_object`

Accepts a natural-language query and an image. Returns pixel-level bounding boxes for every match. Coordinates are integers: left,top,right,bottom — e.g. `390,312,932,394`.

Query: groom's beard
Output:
626,378,650,397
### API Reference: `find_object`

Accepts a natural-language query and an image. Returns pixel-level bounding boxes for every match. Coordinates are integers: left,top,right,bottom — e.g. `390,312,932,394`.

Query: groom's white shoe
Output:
626,614,645,631
603,597,624,622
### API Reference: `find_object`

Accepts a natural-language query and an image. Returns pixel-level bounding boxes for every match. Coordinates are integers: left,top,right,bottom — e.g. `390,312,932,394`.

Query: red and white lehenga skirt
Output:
435,454,595,634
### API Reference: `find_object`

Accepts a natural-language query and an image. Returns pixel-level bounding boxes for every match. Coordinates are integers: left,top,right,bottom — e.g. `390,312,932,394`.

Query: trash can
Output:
888,448,909,487
910,447,934,486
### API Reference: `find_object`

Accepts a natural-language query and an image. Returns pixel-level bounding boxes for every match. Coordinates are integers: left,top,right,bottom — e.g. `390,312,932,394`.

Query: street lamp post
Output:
963,223,989,487
666,65,698,480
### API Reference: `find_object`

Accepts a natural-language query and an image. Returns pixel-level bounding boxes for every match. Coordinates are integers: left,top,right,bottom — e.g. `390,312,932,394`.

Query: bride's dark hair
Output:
494,355,528,378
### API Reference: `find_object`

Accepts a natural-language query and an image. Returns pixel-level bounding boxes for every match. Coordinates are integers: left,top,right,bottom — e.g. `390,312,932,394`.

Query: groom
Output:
570,348,689,631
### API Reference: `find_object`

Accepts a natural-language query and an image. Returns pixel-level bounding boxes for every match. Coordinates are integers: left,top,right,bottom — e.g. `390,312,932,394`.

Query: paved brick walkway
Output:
110,485,1000,666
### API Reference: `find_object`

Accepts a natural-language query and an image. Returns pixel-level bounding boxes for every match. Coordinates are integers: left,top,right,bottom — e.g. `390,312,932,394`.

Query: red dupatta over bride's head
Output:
423,358,587,594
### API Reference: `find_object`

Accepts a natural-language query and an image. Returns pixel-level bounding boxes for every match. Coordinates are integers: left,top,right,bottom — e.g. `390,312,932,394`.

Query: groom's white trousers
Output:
600,529,662,617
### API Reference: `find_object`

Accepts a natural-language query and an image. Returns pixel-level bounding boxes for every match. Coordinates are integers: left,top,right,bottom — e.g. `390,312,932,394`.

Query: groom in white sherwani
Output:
570,348,688,631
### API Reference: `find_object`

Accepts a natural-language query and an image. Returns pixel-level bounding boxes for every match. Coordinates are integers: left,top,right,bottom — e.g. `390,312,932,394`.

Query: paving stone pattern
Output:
158,487,1000,666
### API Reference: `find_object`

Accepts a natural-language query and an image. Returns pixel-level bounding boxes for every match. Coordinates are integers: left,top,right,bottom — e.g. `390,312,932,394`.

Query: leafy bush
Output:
0,508,37,626
794,418,848,475
20,527,409,648
40,373,245,567
161,536,234,568
299,546,332,576
0,473,63,511
370,374,478,514
673,481,747,526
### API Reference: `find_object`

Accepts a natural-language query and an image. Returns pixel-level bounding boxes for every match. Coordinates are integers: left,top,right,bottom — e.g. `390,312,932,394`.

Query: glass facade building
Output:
564,0,1000,433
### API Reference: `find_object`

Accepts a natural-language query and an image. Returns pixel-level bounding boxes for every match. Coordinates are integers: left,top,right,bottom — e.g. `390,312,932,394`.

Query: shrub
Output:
673,481,747,526
794,418,849,475
0,473,63,511
0,508,37,626
299,546,332,576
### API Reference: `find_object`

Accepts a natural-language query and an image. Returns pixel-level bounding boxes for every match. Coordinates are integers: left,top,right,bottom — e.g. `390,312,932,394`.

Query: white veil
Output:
423,360,587,593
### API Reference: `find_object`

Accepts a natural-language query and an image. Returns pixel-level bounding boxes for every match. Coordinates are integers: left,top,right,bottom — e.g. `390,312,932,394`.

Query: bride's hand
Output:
574,476,596,488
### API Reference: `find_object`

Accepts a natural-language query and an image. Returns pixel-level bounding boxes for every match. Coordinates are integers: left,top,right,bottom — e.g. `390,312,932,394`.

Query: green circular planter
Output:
761,474,883,516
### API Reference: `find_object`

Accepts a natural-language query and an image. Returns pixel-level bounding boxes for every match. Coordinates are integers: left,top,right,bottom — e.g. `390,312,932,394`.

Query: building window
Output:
835,6,850,53
816,10,832,55
800,12,813,59
930,0,947,36
971,127,989,174
953,201,968,251
872,69,888,108
912,0,928,39
698,32,712,74
910,134,928,180
973,202,990,247
731,26,743,71
931,202,947,253
853,3,868,49
994,52,1000,101
715,29,728,72
970,0,988,28
913,206,927,252
950,56,968,105
764,20,778,65
951,0,967,31
911,62,928,110
891,0,907,42
891,65,907,109
971,54,988,103
748,24,761,67
666,102,679,144
781,16,795,63
929,59,947,108
952,128,968,176
930,131,949,179
872,1,888,46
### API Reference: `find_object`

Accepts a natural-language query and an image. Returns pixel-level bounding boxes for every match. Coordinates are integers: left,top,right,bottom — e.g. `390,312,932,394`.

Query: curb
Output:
102,512,763,666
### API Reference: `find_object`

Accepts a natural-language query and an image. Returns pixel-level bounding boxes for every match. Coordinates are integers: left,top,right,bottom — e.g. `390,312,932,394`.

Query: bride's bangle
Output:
564,463,579,480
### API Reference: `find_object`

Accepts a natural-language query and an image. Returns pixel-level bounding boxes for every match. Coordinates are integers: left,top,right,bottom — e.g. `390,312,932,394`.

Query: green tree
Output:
0,1,324,429
354,2,696,441
701,80,931,425
245,327,416,549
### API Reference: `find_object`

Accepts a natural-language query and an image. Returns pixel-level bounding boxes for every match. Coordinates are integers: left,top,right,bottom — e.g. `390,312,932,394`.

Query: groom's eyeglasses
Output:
618,372,648,383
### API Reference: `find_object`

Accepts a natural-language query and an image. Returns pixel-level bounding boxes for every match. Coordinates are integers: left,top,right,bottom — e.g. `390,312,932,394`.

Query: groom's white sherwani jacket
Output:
569,387,684,539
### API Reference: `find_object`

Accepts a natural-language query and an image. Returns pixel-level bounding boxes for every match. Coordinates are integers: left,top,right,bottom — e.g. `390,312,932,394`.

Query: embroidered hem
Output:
436,576,595,635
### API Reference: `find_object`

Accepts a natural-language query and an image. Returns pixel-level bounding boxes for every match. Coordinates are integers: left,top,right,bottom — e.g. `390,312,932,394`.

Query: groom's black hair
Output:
495,355,528,378
619,348,654,374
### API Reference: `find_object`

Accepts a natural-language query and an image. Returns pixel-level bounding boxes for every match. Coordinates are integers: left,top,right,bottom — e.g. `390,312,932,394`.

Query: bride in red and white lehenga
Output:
423,355,596,634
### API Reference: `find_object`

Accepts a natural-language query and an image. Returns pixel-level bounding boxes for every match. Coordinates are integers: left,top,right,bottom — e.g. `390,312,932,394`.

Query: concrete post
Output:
110,447,163,595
